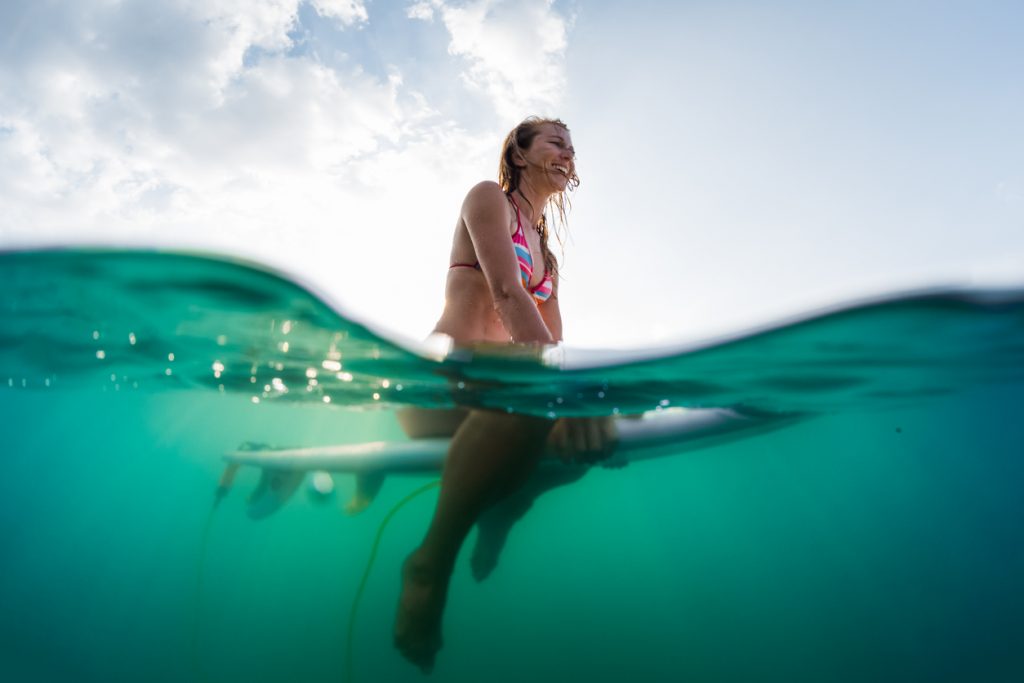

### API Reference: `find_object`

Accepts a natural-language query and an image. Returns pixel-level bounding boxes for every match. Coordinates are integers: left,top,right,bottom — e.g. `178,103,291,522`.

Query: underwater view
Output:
2,249,1023,682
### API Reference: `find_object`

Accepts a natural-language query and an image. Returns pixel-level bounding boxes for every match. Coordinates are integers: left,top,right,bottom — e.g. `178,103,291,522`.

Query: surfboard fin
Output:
246,467,305,519
344,471,386,516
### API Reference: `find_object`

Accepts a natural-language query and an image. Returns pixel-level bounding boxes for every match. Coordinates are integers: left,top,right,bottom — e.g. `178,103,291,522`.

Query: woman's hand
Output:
547,416,617,463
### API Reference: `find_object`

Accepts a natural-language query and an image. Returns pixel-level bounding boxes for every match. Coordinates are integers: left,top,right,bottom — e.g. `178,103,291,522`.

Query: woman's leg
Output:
396,407,470,439
394,410,554,672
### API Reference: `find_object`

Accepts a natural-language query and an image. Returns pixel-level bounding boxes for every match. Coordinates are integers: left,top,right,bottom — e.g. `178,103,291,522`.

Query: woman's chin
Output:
547,175,569,192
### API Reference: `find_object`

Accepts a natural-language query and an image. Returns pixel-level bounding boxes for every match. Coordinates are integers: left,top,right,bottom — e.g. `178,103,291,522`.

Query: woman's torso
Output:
433,195,549,343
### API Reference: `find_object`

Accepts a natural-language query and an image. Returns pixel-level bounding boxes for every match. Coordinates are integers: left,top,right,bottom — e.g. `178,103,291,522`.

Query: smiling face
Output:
499,118,579,200
521,123,576,192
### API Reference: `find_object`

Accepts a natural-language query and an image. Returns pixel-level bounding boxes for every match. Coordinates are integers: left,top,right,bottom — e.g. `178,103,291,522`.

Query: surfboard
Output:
224,407,799,518
225,407,793,472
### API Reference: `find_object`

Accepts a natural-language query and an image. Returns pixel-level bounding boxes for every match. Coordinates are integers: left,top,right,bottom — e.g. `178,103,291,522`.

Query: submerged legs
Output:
393,409,553,673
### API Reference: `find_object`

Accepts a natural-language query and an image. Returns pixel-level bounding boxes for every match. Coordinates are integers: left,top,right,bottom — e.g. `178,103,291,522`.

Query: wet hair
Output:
497,116,579,278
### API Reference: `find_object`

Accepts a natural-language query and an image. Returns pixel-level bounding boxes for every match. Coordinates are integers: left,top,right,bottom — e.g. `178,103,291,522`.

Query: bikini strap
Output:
506,193,523,234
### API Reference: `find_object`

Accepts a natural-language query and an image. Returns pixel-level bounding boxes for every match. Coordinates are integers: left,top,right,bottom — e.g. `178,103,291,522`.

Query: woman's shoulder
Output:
461,181,511,219
464,180,505,201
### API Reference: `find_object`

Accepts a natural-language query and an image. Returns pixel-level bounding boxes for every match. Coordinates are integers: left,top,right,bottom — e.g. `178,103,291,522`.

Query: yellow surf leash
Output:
344,479,441,683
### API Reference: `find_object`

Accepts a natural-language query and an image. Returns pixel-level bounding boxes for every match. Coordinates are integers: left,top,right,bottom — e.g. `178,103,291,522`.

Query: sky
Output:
1,0,1022,349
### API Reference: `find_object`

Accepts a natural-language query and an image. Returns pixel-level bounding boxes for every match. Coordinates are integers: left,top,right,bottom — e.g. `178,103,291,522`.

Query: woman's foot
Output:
394,551,447,674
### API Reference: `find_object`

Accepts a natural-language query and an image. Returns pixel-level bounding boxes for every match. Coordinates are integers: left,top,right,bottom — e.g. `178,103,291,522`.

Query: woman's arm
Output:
537,273,618,459
462,181,554,344
539,276,563,342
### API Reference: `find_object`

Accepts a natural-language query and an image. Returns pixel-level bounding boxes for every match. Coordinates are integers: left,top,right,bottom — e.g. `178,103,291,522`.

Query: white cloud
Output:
310,0,369,26
181,0,303,98
0,0,419,239
408,0,570,122
406,1,437,22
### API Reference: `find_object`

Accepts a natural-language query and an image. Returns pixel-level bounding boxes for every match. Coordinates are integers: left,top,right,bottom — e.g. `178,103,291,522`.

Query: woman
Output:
394,117,613,672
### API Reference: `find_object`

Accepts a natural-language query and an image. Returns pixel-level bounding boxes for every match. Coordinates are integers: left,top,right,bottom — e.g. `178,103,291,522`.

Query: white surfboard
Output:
226,407,784,472
223,407,798,518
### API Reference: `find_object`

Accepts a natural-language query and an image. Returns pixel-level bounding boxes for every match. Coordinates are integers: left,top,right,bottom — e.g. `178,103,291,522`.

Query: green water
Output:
2,250,1023,682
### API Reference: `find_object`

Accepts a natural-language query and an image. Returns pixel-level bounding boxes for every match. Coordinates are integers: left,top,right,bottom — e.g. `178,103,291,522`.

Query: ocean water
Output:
1,249,1022,683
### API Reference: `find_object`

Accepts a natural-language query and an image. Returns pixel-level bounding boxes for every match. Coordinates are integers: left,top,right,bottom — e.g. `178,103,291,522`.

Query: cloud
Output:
408,0,570,122
310,0,369,26
0,0,425,238
406,1,437,22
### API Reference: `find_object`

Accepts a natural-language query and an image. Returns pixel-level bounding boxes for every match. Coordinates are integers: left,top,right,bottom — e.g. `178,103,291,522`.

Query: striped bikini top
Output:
449,194,553,304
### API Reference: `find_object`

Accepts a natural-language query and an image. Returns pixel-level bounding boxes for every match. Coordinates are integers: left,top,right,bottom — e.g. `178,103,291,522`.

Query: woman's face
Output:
522,123,576,192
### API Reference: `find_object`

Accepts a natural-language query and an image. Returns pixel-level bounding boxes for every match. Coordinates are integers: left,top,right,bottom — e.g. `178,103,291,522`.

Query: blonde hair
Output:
497,116,579,277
